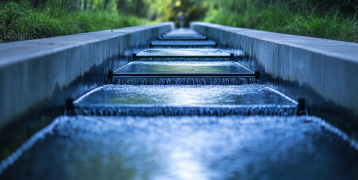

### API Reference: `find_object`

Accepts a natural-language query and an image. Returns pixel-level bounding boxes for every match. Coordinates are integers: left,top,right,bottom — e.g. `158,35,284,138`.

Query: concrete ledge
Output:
191,22,358,136
0,22,174,129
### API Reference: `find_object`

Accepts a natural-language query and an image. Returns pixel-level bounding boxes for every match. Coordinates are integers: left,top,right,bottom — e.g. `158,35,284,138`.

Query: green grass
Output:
0,1,150,43
204,2,358,43
279,11,358,42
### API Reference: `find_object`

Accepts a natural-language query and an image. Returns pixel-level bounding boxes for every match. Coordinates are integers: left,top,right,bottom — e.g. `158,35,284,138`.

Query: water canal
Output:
1,28,357,180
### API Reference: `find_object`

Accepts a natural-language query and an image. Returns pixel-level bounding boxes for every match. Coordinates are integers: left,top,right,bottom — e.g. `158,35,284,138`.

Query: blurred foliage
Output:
1,0,358,42
198,0,358,42
0,0,209,42
0,0,149,42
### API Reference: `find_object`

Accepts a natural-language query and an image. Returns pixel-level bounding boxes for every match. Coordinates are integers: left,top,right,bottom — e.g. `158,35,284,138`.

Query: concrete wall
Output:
0,22,174,129
191,22,358,137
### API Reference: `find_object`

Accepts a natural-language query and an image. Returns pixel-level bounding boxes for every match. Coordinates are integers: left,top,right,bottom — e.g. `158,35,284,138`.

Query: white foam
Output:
265,86,298,105
73,86,105,104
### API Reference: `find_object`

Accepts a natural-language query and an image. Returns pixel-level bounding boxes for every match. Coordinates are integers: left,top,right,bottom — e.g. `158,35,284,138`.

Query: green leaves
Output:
203,0,358,42
0,1,148,43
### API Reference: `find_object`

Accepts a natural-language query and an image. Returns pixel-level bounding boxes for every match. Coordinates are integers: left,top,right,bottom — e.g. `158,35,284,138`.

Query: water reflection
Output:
137,49,230,56
150,40,216,46
75,85,296,106
115,61,253,74
2,116,357,180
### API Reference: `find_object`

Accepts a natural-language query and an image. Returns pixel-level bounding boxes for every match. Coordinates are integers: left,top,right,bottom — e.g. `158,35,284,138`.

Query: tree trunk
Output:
104,0,109,10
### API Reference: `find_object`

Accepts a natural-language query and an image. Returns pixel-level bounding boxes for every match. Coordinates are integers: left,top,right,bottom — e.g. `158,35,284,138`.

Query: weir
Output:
1,25,358,179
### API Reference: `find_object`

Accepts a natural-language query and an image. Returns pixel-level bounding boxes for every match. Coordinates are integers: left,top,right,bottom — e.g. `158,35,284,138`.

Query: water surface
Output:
115,61,253,74
75,85,295,106
150,40,216,46
137,49,230,56
2,116,357,180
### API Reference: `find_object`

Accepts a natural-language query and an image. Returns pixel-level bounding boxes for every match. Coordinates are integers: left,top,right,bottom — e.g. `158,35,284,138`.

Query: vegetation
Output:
0,0,149,43
201,0,358,42
1,0,357,42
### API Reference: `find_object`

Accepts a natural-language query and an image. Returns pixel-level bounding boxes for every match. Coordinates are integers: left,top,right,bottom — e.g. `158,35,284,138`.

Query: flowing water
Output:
114,61,252,74
151,40,216,48
72,85,297,116
1,116,357,180
137,49,229,56
113,77,257,85
1,28,357,180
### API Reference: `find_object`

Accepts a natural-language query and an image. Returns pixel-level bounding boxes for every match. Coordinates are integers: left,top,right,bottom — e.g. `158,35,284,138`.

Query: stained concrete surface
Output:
190,22,358,136
0,22,174,129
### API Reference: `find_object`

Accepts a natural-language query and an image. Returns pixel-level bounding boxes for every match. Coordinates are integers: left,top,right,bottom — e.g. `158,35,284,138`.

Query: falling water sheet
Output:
113,77,258,85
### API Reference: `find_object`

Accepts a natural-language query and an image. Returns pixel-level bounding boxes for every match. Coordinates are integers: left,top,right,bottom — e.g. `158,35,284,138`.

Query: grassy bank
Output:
0,1,149,43
204,1,358,42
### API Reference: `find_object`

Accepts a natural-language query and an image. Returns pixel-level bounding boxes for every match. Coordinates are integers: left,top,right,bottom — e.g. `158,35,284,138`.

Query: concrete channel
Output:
0,23,358,179
191,22,358,140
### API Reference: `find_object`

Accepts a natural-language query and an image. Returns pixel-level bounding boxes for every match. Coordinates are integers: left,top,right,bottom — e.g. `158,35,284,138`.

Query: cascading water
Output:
70,85,297,116
73,105,297,116
135,57,232,61
113,77,257,85
2,28,357,180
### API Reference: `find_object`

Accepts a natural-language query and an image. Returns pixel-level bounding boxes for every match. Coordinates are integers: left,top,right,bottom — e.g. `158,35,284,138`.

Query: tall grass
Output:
0,1,149,43
204,1,358,42
280,11,358,42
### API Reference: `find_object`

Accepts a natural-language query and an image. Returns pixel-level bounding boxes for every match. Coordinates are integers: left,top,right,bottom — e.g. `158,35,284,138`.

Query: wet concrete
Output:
2,27,357,180
190,22,358,126
0,22,174,129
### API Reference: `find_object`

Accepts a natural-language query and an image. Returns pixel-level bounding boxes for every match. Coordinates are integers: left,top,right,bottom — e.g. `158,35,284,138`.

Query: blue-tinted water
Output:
1,116,357,180
113,77,258,85
137,49,229,56
115,61,253,74
75,85,295,106
72,85,297,116
2,28,357,180
150,40,216,46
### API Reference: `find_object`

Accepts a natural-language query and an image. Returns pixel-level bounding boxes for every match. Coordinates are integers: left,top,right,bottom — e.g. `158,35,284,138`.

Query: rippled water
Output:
72,85,297,116
165,28,198,35
3,28,357,180
137,49,229,56
150,40,216,46
75,85,296,106
2,116,357,180
163,34,205,37
115,61,253,74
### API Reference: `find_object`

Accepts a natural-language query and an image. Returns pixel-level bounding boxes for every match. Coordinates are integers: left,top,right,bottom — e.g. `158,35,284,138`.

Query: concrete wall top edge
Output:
190,21,358,117
0,22,174,129
190,22,358,64
0,22,174,67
